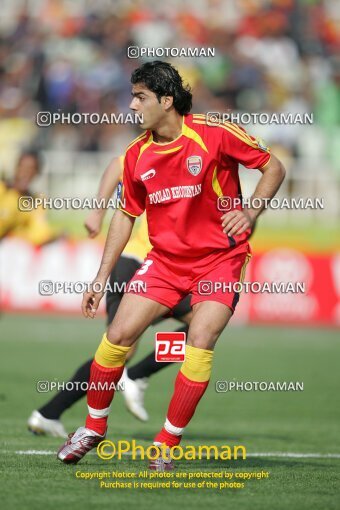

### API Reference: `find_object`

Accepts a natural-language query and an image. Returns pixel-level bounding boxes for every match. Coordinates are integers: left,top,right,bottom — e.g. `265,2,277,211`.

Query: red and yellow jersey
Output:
120,114,270,257
0,181,57,246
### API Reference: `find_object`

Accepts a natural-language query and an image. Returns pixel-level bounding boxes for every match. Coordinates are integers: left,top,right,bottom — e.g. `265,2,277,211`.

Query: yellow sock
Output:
180,344,213,382
94,333,131,368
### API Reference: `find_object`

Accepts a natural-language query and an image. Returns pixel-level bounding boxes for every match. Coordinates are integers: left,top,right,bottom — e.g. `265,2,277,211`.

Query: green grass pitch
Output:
1,314,339,510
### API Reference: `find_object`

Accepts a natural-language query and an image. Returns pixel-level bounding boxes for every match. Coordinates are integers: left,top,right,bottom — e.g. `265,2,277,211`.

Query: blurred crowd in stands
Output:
0,0,339,175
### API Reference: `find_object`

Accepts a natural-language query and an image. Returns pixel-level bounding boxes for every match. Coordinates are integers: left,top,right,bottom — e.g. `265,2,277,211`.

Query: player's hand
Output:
221,209,255,237
84,210,104,238
81,282,105,318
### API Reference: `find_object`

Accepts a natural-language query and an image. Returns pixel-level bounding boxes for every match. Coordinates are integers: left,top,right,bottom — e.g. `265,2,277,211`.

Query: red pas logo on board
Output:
155,332,186,362
186,155,202,176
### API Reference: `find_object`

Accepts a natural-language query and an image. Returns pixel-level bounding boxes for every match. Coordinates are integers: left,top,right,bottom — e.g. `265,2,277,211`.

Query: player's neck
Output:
152,114,183,144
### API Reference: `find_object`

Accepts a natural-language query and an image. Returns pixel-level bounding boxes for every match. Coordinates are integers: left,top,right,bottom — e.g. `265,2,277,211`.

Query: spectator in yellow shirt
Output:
0,150,58,245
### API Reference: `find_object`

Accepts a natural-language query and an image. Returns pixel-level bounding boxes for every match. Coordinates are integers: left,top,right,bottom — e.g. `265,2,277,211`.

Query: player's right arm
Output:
82,147,146,318
81,210,136,318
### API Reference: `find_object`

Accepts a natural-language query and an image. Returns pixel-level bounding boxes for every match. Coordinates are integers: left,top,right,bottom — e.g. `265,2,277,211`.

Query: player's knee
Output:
106,323,134,346
187,327,217,350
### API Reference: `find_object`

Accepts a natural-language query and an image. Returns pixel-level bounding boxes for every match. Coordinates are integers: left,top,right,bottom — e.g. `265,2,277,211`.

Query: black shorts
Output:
106,255,192,325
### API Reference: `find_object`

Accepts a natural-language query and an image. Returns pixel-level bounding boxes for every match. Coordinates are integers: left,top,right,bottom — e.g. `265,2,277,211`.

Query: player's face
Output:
129,84,167,130
14,155,39,193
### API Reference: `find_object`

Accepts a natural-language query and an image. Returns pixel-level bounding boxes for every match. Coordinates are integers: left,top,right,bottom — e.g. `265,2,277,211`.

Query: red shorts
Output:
126,244,252,313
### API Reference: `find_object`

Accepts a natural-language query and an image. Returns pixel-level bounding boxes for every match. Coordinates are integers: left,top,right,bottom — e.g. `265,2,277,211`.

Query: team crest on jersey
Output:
186,156,202,176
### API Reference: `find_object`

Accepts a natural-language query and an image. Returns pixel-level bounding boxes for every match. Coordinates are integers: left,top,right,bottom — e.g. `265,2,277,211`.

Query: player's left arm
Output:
222,153,286,236
217,124,286,236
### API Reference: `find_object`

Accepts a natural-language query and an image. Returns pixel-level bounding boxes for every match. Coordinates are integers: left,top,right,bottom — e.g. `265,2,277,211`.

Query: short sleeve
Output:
119,153,146,217
220,123,271,169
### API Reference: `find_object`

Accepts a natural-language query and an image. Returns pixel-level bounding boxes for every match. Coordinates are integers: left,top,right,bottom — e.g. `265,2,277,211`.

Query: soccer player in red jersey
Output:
57,61,285,467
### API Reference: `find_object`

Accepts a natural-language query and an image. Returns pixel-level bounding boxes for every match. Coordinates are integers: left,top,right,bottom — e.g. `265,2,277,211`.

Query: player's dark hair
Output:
17,149,43,174
131,61,192,115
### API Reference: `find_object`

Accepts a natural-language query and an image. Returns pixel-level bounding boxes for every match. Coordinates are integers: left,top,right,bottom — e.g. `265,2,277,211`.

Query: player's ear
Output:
162,95,174,111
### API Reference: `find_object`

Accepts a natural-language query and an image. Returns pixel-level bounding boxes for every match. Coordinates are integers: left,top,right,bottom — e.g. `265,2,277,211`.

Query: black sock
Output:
38,359,92,420
127,324,189,380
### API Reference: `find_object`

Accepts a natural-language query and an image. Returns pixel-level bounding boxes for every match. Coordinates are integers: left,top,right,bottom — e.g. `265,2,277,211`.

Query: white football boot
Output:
120,368,149,422
28,410,67,438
